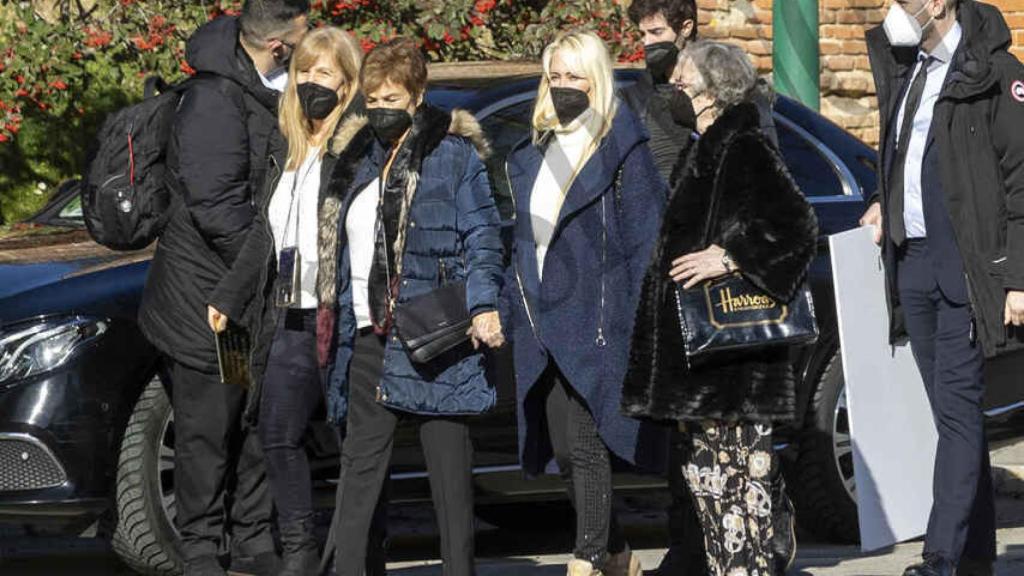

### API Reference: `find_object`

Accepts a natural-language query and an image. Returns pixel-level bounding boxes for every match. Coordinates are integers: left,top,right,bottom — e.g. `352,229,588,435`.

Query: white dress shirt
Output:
258,68,288,93
347,178,382,329
269,147,322,309
894,22,962,239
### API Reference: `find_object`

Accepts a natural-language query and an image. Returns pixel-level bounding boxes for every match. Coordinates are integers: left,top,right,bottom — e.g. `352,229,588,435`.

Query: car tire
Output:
787,351,861,544
111,376,183,575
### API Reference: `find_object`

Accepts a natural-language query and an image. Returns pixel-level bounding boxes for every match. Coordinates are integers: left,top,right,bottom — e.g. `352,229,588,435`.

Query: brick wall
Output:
692,0,1024,146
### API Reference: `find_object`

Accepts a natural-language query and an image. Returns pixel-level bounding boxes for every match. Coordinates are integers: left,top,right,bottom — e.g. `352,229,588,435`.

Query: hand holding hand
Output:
670,244,732,289
468,311,504,350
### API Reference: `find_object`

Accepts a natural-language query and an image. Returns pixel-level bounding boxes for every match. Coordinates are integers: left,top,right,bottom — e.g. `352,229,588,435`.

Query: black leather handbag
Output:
394,274,471,364
675,179,818,362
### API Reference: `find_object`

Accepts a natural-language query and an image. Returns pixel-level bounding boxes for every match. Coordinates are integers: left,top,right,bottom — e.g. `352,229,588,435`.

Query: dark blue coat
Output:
318,106,504,423
504,102,668,474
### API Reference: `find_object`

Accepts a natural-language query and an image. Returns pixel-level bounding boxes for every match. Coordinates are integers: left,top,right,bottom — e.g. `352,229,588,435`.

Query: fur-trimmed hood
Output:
315,105,492,366
622,100,818,423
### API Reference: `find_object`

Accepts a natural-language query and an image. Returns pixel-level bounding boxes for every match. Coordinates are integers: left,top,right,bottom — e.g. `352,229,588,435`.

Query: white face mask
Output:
883,2,933,47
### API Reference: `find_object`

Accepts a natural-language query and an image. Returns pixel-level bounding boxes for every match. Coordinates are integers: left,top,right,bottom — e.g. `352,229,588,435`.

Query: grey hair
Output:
680,40,759,111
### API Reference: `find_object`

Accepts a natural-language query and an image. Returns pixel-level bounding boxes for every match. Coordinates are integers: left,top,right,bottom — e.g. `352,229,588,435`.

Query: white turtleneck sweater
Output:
530,110,601,281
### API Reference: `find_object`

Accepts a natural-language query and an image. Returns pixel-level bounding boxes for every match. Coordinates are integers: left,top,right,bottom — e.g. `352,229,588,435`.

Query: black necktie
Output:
888,56,933,246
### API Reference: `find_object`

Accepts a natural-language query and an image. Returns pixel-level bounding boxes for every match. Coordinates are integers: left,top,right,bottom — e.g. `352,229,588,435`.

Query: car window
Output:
777,122,845,197
479,99,534,222
58,195,84,220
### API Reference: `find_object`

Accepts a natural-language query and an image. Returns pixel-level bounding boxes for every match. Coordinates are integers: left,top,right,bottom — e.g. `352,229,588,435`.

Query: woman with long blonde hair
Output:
504,30,666,576
206,25,365,576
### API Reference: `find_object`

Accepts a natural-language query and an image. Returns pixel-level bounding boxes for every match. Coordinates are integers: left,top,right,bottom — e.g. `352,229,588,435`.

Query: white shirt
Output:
347,178,381,329
269,147,322,309
894,22,962,239
258,68,288,93
530,110,601,280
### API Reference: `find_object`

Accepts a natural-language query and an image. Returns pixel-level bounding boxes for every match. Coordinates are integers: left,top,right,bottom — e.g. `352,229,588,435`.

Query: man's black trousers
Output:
166,359,275,562
896,239,996,565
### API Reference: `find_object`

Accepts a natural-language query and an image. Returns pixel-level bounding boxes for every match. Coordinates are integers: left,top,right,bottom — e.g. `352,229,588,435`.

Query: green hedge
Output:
0,0,641,224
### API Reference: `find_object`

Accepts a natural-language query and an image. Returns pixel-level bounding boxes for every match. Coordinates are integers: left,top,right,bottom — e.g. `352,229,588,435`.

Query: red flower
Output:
460,26,471,41
359,38,376,53
470,15,484,26
14,88,28,98
0,134,9,143
474,0,496,13
180,60,196,76
15,75,24,85
84,27,113,48
71,51,83,60
49,80,67,90
443,30,454,45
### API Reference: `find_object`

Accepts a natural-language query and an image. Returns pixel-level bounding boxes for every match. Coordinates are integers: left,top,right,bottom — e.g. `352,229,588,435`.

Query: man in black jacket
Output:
860,1,1024,575
138,2,309,575
622,0,698,185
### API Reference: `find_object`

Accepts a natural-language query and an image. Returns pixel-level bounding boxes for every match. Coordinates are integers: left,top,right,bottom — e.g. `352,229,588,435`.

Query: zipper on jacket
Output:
505,157,539,338
965,272,978,346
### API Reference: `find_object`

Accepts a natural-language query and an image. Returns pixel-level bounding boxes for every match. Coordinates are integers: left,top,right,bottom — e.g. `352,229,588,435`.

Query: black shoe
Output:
957,557,994,576
903,556,955,576
185,556,227,576
228,550,282,576
771,469,797,574
279,518,321,576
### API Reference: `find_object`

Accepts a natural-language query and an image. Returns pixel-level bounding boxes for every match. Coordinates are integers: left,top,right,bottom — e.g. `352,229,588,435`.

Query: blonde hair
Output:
279,26,362,170
531,30,617,147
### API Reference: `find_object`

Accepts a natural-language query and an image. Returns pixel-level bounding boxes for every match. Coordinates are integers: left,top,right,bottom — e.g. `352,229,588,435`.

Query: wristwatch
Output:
721,252,735,273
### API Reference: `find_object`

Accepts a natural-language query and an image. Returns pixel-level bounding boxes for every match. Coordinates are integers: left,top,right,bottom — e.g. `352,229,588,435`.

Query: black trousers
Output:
167,359,274,562
543,363,626,569
897,240,996,564
259,309,322,528
661,426,709,573
333,330,476,576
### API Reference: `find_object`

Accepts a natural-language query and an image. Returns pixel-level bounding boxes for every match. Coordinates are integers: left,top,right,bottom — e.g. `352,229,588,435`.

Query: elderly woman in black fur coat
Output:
622,40,818,576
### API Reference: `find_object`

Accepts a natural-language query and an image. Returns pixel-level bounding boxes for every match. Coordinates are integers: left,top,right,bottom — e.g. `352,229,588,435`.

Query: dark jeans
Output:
543,363,626,569
259,309,321,527
167,359,274,562
897,239,996,564
332,329,476,576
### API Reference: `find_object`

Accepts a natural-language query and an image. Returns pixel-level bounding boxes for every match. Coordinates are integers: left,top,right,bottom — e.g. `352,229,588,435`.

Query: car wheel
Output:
787,350,860,543
111,376,183,575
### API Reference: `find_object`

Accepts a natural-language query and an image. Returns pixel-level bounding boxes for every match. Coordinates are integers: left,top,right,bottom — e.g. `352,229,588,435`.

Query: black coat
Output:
619,71,695,184
866,0,1024,358
621,102,818,423
139,16,285,374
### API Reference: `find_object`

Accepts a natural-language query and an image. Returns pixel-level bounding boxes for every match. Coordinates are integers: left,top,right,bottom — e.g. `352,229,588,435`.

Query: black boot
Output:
279,517,320,576
771,456,796,575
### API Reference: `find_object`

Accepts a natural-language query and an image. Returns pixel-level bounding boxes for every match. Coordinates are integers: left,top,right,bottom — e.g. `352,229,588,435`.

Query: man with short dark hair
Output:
138,2,309,575
861,1,1024,575
623,0,698,183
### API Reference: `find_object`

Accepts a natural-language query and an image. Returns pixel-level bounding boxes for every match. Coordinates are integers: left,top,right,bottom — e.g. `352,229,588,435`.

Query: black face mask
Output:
367,107,413,143
668,87,697,129
550,87,590,127
297,82,339,120
645,41,679,84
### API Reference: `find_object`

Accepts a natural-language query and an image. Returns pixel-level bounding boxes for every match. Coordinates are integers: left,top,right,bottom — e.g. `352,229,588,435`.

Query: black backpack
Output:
81,74,232,251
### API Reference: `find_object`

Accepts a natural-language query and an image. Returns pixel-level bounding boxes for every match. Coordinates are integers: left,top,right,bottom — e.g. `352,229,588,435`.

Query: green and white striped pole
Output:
773,0,820,111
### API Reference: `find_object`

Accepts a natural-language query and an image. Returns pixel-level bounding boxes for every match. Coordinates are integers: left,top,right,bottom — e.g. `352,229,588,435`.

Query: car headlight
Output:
0,317,108,384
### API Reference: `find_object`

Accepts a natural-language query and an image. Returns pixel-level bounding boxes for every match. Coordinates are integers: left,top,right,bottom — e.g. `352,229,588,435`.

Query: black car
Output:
1,68,1021,575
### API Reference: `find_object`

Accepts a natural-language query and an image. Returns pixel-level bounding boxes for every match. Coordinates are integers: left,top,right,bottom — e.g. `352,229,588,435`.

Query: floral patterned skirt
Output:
683,421,774,576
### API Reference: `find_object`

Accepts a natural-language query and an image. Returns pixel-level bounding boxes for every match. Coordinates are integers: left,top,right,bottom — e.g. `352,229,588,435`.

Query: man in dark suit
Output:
861,1,1024,575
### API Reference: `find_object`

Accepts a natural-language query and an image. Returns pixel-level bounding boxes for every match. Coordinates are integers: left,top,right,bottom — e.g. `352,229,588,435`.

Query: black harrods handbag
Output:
674,181,819,362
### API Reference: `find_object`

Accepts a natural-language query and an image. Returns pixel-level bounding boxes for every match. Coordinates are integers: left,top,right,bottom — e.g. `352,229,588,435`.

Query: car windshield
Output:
58,195,84,221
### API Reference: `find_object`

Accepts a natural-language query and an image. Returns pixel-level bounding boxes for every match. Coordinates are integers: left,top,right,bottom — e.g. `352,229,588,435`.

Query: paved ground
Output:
2,494,1023,575
4,441,1024,575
